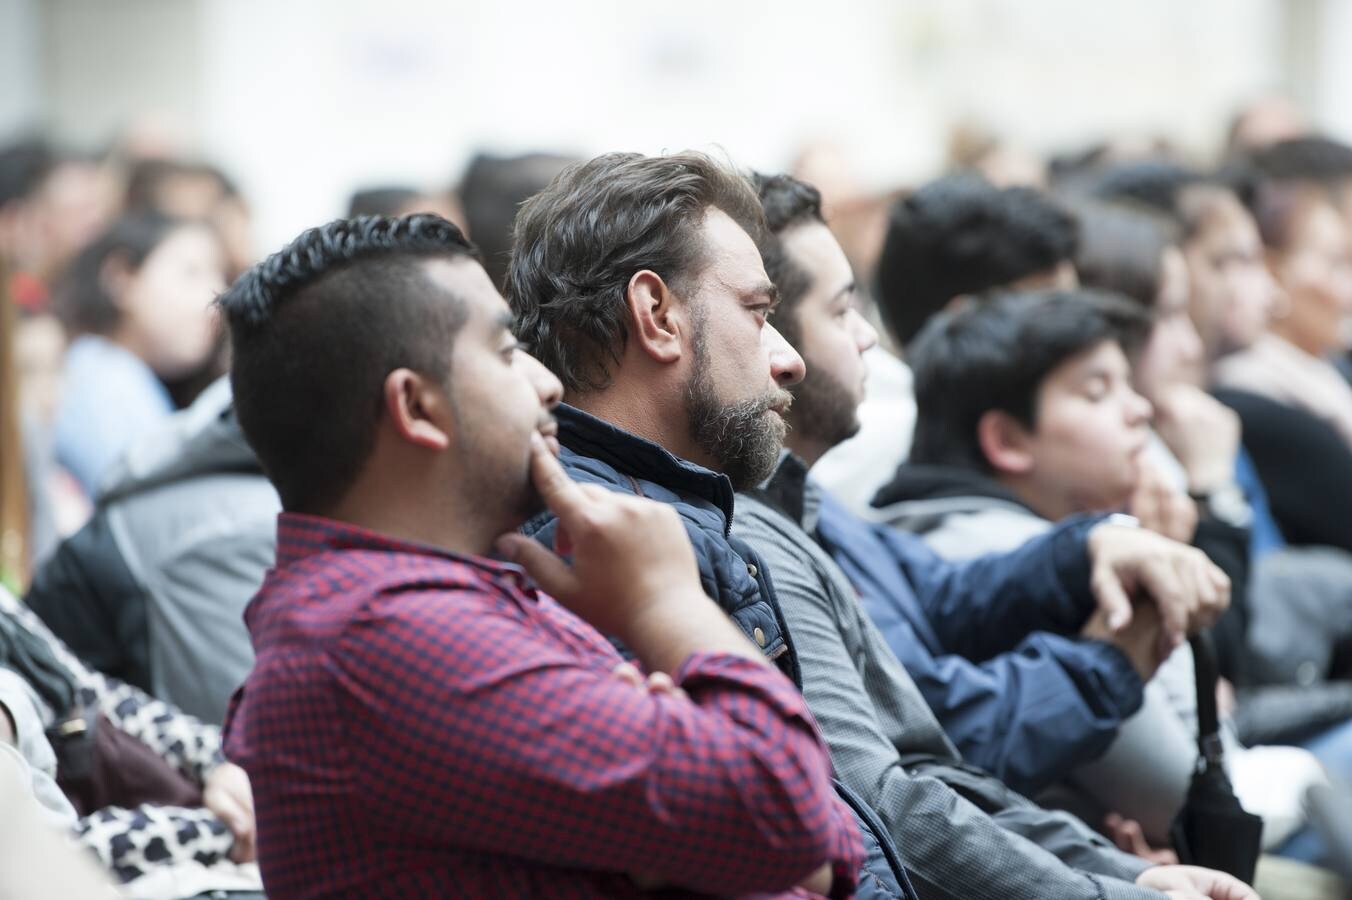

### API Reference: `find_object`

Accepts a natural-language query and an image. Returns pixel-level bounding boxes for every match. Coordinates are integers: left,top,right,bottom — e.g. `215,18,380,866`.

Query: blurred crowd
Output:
0,88,1351,899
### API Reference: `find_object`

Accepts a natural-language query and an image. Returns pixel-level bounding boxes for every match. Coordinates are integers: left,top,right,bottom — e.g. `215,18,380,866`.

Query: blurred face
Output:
1182,193,1282,360
778,221,878,458
432,258,563,527
1134,246,1205,401
1015,340,1153,518
683,208,806,489
33,161,116,276
117,224,226,379
1268,199,1352,357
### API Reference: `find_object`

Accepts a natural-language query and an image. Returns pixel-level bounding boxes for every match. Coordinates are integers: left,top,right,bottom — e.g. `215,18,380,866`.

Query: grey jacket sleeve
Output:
734,506,1162,900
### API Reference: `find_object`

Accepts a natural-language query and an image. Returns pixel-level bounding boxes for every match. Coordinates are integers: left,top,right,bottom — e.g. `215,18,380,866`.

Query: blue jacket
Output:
523,405,916,899
814,481,1144,798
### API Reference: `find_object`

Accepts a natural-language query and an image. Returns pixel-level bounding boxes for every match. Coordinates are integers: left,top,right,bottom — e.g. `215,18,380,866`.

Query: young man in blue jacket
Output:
743,173,1166,800
508,150,1253,900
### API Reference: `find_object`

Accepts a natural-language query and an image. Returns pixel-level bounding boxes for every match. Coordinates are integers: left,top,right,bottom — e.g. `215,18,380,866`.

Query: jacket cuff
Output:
1050,513,1112,623
1091,872,1167,900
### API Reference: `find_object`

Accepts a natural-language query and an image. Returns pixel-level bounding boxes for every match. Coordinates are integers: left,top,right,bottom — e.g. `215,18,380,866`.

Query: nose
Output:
849,308,879,354
763,321,806,387
1128,387,1154,427
520,350,564,410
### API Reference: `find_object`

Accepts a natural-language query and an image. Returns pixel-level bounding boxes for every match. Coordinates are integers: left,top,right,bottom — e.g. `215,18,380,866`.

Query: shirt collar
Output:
746,451,819,532
555,403,737,523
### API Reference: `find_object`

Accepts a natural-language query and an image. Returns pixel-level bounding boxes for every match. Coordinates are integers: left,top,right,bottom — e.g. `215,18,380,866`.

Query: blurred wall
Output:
8,0,1318,249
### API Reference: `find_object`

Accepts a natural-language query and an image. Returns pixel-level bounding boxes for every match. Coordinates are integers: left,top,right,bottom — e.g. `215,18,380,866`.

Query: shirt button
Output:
753,627,767,647
1297,661,1319,685
746,564,758,578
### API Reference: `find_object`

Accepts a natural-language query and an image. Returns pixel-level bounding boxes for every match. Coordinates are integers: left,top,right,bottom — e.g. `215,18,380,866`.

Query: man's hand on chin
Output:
1136,864,1260,899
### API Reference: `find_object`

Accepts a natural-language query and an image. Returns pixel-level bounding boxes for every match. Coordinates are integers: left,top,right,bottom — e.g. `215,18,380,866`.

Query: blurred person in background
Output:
1215,178,1352,447
0,585,261,897
1225,95,1309,158
0,140,116,301
889,291,1343,883
346,184,461,223
815,175,1080,515
51,211,226,498
123,158,254,282
25,374,279,725
1092,162,1352,555
456,150,578,290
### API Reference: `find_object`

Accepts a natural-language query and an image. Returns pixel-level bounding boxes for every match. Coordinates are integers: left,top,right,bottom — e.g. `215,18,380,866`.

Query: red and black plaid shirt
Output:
223,513,862,898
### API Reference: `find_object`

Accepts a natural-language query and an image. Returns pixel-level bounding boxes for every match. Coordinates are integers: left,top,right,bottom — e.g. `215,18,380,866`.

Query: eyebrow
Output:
832,281,857,303
493,310,515,334
744,282,781,308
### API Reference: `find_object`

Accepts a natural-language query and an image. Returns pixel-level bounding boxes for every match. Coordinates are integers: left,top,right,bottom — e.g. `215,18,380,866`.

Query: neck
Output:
994,474,1068,522
785,433,831,469
571,384,714,469
326,475,495,560
1268,320,1324,358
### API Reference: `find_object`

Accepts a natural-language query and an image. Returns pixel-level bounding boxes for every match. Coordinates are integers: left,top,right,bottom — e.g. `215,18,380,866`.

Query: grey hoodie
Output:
26,378,279,724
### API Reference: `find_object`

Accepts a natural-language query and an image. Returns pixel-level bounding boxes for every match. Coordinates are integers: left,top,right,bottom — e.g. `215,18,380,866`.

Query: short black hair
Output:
458,152,578,291
874,175,1078,349
1086,160,1206,215
52,210,186,336
124,158,240,212
1088,161,1242,244
1245,136,1352,186
217,214,478,513
346,186,424,219
750,171,825,347
507,150,767,394
0,138,54,210
908,289,1151,474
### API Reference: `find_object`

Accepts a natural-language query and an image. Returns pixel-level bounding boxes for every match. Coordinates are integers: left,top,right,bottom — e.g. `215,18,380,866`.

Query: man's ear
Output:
625,270,684,364
382,369,452,451
976,409,1035,476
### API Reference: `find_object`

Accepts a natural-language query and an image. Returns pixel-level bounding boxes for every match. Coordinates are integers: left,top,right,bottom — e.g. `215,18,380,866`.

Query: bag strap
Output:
1191,631,1224,769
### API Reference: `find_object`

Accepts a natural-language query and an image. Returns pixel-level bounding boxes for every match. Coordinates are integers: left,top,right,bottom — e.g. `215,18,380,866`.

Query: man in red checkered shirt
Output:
216,213,864,898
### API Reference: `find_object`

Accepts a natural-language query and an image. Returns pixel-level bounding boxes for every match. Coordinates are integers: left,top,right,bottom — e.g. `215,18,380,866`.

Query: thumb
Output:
496,533,580,600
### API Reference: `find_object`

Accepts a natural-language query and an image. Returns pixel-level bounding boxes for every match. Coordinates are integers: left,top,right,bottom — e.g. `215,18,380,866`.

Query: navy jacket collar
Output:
555,404,737,525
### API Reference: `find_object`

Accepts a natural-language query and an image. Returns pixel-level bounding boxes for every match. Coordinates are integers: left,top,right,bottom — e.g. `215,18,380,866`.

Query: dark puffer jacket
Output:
523,404,915,900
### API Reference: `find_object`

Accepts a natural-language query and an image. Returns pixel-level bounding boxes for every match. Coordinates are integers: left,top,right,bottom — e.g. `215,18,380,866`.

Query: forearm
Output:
914,636,1142,797
910,516,1103,658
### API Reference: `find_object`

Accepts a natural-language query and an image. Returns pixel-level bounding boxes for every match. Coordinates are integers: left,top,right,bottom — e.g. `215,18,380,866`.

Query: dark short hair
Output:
346,186,424,219
124,158,240,212
458,152,578,291
750,171,825,347
908,289,1152,473
874,175,1078,349
1087,160,1206,215
1073,201,1180,308
52,210,187,336
507,151,767,394
0,138,54,210
1246,136,1352,186
1089,161,1244,245
217,214,478,513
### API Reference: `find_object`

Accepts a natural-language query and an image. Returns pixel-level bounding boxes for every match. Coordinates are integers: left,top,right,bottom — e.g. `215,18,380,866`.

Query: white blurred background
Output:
5,0,1350,248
